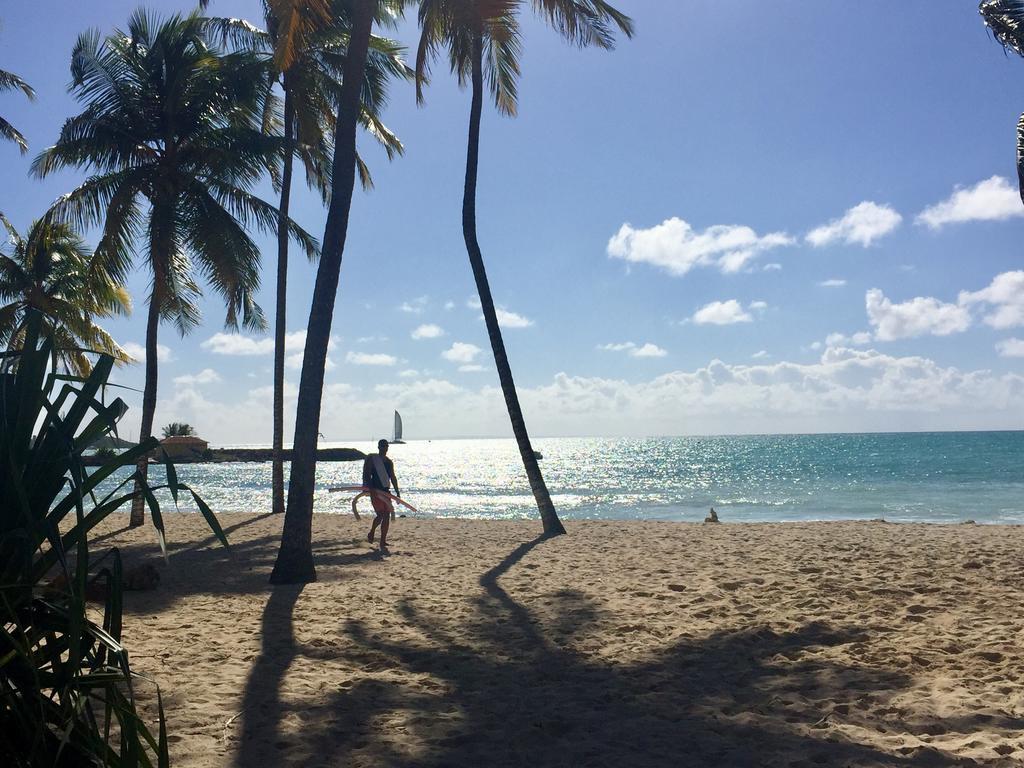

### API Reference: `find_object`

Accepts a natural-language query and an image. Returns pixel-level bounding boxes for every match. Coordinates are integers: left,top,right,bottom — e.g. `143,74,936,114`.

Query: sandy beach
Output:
91,513,1024,767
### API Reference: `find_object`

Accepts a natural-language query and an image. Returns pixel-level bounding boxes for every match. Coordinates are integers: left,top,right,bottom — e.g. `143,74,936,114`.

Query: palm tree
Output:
206,2,410,518
162,422,197,438
0,68,34,153
415,0,632,536
0,213,131,374
270,0,408,584
33,10,317,527
981,1,1024,201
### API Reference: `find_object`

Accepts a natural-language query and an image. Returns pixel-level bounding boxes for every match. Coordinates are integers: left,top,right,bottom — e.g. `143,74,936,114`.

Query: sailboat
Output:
391,410,406,444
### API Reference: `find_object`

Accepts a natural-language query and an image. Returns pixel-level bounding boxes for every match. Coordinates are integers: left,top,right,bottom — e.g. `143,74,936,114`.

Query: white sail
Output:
392,410,404,443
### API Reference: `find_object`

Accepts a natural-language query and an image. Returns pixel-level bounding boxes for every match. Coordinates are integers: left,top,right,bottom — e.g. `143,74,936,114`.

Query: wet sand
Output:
93,513,1024,767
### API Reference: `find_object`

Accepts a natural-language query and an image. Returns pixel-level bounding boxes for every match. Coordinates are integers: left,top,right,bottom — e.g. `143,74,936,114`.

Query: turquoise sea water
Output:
115,432,1024,524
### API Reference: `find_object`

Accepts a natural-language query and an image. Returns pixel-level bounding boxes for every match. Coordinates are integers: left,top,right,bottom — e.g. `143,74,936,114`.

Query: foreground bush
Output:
0,316,226,766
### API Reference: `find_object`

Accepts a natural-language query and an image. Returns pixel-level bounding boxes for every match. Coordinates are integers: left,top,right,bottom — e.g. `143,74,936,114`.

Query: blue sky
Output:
2,1,1023,442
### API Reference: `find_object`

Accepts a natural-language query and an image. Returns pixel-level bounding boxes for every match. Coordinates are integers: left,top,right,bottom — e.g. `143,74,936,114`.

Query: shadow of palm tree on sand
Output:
233,535,991,767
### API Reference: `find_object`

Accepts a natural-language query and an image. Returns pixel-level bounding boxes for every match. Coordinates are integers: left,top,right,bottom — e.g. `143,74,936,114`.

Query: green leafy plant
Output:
93,445,118,460
0,314,226,765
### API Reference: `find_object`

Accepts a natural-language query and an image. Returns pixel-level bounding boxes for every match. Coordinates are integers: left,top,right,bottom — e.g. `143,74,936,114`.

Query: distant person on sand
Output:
364,439,400,549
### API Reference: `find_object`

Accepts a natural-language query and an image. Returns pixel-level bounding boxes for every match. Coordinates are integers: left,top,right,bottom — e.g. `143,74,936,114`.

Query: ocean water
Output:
108,432,1024,524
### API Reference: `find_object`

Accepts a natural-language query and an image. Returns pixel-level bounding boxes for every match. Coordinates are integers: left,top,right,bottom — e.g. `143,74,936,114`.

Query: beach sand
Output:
91,513,1024,767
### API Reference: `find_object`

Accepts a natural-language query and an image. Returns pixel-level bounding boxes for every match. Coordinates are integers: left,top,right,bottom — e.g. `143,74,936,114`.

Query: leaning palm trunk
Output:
465,36,565,537
272,85,296,516
270,0,376,583
130,255,165,526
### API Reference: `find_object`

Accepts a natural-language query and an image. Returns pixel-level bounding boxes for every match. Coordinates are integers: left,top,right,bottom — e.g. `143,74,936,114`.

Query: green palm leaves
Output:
0,214,131,376
33,10,314,332
31,9,319,526
0,68,35,154
980,0,1024,202
415,0,633,115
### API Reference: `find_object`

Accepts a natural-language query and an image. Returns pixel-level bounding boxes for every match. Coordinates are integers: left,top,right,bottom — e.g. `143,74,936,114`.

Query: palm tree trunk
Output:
129,272,162,527
464,36,565,537
271,84,296,516
270,0,376,584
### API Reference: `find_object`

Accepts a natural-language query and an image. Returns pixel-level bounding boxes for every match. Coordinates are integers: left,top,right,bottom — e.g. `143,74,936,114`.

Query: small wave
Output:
716,497,797,507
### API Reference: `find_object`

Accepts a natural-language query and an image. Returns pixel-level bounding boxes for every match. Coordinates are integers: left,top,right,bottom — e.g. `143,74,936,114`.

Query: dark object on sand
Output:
47,563,161,601
124,563,161,591
704,507,719,523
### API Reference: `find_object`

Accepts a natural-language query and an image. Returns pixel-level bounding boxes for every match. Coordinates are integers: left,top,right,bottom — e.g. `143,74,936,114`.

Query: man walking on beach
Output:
364,439,400,550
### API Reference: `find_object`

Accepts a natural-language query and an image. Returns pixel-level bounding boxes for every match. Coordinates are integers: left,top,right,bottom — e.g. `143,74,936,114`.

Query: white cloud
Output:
599,342,668,358
633,343,668,358
958,271,1024,329
825,331,872,347
201,331,309,356
466,297,533,329
399,369,419,378
122,342,172,363
399,296,429,314
412,324,445,340
442,342,482,364
917,176,1023,229
118,348,1024,446
202,331,336,371
865,288,971,341
459,364,485,372
201,332,273,356
806,201,902,247
692,300,753,325
357,335,388,344
819,278,847,287
346,351,397,366
607,217,793,276
444,301,455,311
285,352,336,371
748,300,768,311
173,368,221,386
752,350,770,359
495,308,534,328
996,338,1024,358
763,263,782,272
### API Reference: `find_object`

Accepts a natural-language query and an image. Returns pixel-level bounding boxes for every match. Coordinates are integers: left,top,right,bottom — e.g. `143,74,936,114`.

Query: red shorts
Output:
370,492,394,516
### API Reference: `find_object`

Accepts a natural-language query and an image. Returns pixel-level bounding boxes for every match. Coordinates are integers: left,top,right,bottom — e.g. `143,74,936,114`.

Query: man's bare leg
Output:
368,513,383,543
379,513,390,549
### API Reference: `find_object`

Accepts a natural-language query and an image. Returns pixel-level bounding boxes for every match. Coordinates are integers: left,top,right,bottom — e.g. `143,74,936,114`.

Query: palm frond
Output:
1016,110,1024,204
0,68,36,99
530,0,634,49
485,12,521,115
201,16,273,52
0,211,24,249
982,0,1024,56
359,108,405,159
267,0,333,72
204,179,320,259
356,151,374,190
0,115,30,154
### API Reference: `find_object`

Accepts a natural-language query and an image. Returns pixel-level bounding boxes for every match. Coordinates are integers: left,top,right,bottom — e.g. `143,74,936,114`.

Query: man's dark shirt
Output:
362,455,395,491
